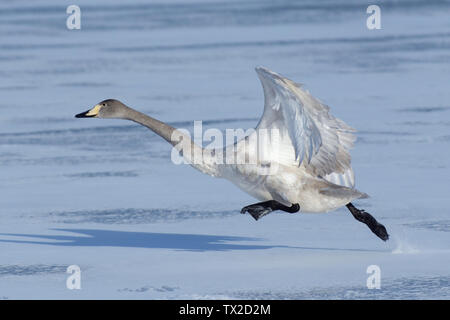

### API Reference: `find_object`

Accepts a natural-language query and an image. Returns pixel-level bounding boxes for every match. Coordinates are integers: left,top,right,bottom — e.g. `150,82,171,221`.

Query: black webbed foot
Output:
346,203,389,241
241,200,300,221
241,205,272,221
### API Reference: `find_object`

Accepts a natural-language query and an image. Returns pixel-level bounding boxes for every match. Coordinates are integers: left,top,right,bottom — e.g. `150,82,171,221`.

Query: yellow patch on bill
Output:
86,104,102,116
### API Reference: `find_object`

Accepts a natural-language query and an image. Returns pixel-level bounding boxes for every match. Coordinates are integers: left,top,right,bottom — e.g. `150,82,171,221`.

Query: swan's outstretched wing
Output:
255,66,356,180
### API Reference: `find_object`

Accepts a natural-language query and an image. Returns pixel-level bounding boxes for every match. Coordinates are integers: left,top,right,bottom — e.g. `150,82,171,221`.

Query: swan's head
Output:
75,99,128,119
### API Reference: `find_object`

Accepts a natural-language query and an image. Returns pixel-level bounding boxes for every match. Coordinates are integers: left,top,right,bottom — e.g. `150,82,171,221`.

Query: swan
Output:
75,67,388,241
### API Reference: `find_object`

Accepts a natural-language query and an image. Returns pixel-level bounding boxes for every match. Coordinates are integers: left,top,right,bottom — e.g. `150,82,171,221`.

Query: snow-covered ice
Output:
0,0,449,299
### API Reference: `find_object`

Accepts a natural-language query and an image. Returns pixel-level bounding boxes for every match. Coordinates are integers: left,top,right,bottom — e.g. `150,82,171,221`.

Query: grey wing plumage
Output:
255,66,356,186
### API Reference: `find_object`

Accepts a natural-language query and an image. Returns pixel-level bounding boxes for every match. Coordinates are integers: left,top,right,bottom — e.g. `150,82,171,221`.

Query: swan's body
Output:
212,67,366,213
219,162,363,213
76,67,388,241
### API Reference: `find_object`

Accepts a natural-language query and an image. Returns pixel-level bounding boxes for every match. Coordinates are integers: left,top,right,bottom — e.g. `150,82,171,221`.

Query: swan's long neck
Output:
125,108,176,145
123,107,220,177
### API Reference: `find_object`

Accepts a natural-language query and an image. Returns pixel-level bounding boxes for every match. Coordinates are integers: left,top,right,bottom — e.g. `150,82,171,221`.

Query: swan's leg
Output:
241,200,300,221
346,203,389,241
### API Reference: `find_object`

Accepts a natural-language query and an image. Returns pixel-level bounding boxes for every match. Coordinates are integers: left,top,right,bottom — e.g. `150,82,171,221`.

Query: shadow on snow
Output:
0,228,278,252
0,228,386,252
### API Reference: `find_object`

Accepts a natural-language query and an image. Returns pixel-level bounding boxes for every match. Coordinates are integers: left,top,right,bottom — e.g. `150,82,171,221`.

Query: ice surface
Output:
0,0,449,299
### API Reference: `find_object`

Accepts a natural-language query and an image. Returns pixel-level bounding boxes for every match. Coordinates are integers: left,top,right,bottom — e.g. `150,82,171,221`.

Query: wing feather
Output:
255,66,356,178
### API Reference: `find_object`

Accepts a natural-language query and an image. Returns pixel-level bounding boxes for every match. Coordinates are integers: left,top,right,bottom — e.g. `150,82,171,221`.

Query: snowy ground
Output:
0,0,449,299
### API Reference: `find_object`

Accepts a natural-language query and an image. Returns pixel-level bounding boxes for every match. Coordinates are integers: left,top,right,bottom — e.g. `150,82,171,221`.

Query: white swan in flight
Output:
75,67,388,241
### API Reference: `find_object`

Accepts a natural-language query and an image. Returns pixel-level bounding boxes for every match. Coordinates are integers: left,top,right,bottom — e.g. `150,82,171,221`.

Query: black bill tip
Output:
75,110,95,118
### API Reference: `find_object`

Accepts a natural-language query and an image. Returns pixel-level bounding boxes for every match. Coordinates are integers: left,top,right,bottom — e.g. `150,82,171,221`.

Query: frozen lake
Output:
0,0,449,299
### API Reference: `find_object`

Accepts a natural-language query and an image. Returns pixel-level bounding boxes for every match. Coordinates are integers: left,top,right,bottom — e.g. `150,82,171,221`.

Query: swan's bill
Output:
75,104,102,118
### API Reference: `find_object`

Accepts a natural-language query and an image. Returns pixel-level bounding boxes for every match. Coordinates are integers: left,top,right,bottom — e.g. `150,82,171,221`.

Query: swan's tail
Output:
319,184,369,200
